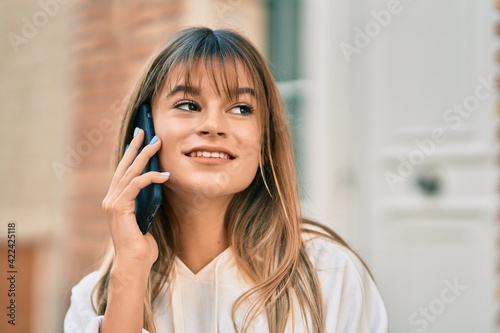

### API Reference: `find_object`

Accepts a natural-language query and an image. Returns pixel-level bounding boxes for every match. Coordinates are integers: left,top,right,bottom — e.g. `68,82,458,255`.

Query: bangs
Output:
153,28,265,104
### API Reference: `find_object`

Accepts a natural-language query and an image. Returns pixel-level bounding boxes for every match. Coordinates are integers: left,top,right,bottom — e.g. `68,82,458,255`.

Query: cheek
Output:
154,116,185,139
237,125,262,162
154,119,188,166
231,128,262,179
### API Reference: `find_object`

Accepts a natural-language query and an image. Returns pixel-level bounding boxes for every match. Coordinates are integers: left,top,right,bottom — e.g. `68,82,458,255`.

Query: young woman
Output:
64,27,388,333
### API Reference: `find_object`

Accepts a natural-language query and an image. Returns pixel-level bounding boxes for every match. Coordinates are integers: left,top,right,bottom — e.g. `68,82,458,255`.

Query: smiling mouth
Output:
186,151,235,159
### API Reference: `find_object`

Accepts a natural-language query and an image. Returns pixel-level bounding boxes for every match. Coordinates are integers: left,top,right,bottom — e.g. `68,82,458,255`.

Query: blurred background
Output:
0,0,498,332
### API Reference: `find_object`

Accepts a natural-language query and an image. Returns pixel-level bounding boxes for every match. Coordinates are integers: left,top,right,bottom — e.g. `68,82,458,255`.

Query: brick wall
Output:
63,0,184,316
0,0,266,329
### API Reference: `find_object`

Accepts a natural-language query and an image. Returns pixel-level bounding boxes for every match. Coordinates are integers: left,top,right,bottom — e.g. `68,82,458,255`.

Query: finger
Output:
116,171,170,207
104,171,169,233
113,136,163,196
108,128,145,193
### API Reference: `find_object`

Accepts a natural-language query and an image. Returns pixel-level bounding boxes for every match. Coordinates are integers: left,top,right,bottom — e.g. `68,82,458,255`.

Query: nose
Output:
196,108,227,138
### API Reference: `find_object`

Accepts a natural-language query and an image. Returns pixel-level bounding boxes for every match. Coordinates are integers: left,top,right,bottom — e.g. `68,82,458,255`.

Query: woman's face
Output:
151,62,262,204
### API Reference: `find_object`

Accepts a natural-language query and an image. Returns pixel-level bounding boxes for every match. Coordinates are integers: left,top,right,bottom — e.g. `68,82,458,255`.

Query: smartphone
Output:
132,103,163,234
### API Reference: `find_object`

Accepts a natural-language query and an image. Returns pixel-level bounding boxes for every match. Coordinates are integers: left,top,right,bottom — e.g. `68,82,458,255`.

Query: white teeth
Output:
188,151,231,159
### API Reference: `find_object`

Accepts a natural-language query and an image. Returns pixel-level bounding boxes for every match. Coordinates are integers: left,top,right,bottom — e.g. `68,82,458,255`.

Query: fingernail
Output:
160,172,170,177
149,136,159,145
124,144,130,152
133,127,140,137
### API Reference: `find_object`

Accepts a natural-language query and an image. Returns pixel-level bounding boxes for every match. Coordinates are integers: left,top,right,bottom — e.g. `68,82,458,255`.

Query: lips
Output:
184,146,236,159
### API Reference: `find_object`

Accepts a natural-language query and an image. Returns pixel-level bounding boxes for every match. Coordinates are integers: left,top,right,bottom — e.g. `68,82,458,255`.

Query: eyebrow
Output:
166,85,201,97
166,85,255,98
237,87,255,96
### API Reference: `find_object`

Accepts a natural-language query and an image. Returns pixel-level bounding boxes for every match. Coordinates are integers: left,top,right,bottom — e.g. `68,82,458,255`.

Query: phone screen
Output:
132,103,163,234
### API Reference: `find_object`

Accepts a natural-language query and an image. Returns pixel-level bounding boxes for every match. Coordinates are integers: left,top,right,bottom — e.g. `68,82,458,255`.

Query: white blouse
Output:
64,232,388,333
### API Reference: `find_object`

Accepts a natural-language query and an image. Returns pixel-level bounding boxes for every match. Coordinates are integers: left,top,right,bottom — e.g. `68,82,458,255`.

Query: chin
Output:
196,184,249,199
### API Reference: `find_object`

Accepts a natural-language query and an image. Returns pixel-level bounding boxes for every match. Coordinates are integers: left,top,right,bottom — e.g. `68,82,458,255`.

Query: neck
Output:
166,189,231,274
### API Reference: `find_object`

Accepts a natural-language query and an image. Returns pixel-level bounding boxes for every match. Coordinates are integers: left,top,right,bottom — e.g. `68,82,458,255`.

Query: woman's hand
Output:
100,128,167,333
101,128,169,270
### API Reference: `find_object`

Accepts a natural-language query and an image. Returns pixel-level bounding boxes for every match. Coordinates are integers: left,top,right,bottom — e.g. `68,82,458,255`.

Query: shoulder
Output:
301,223,367,275
301,228,372,298
301,223,388,332
71,271,102,294
64,271,103,331
68,271,102,310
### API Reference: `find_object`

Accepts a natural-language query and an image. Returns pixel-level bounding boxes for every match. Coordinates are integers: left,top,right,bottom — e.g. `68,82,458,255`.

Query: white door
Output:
303,1,498,332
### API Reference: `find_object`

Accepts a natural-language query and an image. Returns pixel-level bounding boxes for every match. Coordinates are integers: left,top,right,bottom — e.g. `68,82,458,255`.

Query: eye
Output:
175,101,199,112
229,104,254,116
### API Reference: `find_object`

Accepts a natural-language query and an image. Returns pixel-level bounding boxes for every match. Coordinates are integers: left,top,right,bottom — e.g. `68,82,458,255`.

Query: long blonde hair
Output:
92,27,356,333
